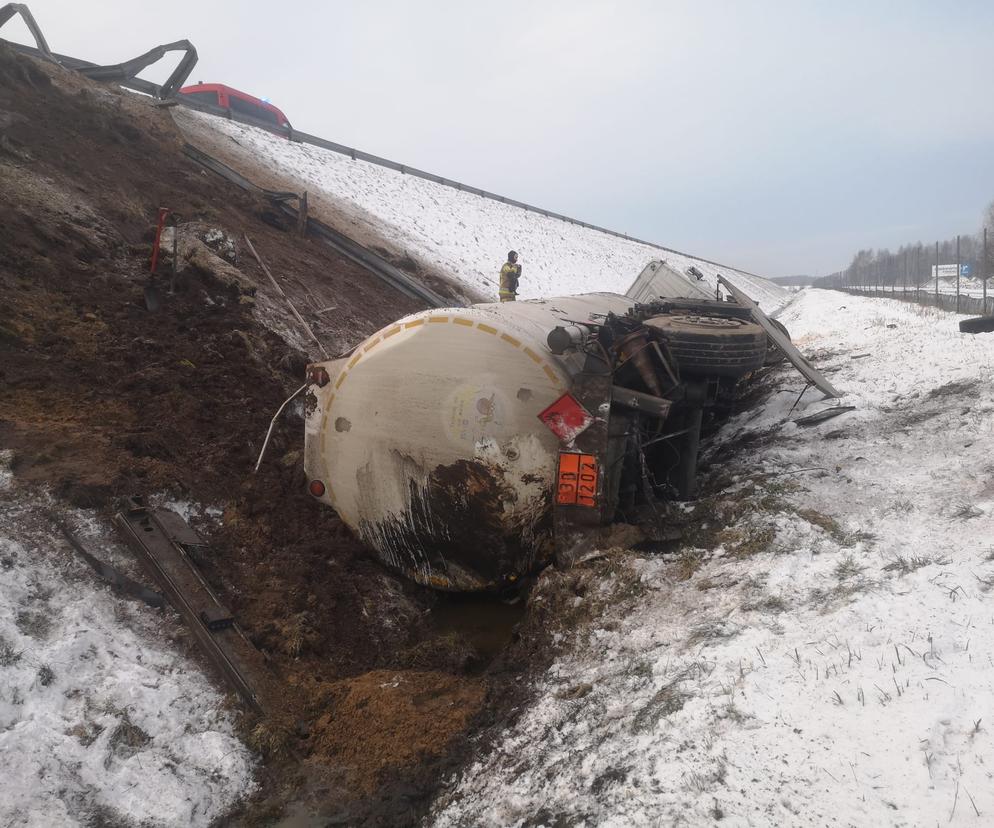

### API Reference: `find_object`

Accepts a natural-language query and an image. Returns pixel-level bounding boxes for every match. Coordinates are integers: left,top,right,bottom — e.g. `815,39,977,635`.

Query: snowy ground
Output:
935,276,990,298
0,465,254,827
431,289,994,826
176,110,786,311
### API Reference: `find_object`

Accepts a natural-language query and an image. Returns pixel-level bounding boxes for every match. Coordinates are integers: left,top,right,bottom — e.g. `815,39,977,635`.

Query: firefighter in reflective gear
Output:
499,251,521,302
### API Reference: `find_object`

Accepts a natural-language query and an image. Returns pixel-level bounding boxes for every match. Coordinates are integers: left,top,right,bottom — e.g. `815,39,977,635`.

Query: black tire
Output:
652,297,753,320
764,318,791,365
959,316,994,334
646,314,767,378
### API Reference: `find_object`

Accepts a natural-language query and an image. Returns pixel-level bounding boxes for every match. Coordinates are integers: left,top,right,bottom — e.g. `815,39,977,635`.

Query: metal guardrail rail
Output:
182,143,454,308
0,2,770,285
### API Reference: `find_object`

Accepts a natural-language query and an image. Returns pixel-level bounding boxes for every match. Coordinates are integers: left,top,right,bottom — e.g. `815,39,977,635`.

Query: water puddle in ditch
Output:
428,591,528,674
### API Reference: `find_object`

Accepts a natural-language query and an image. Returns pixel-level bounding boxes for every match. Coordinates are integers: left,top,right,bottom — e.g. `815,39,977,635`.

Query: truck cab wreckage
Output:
303,263,838,592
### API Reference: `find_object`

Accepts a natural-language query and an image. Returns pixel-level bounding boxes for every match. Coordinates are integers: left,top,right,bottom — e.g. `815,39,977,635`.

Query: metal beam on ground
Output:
114,498,274,714
717,275,842,399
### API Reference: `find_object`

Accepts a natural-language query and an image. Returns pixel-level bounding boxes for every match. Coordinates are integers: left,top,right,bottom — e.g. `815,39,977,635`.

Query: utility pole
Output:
956,236,959,313
916,245,920,296
918,245,923,296
903,249,907,294
984,227,989,315
935,242,939,300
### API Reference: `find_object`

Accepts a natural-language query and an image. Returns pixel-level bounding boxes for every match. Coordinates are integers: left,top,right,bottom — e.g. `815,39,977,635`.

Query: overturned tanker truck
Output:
303,262,791,591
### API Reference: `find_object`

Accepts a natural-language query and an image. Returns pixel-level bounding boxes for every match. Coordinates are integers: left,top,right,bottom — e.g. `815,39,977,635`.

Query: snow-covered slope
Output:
431,290,994,826
176,111,786,311
0,474,255,827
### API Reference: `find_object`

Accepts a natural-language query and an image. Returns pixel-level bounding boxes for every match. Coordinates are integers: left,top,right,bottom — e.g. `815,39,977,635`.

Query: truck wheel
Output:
959,316,994,334
647,314,768,378
650,297,753,321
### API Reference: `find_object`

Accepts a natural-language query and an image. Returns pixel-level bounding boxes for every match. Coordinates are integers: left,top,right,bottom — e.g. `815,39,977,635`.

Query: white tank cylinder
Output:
303,293,633,591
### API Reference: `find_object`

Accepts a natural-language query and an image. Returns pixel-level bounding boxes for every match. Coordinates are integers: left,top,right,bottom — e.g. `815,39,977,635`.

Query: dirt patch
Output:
310,670,486,791
927,379,978,399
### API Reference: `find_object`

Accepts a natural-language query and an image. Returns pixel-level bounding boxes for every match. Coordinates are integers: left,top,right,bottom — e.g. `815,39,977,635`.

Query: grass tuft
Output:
833,555,865,580
951,502,984,520
743,594,788,614
883,554,946,575
105,712,151,766
67,721,105,747
246,717,294,759
796,509,846,543
673,548,706,581
632,679,688,733
727,527,776,559
37,664,55,687
0,636,23,667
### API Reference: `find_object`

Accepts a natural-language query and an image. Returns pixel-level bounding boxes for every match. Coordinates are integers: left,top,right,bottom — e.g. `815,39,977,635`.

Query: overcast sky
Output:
6,1,993,277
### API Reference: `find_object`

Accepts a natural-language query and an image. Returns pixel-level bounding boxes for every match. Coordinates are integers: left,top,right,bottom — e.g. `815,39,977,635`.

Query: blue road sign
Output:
961,264,972,277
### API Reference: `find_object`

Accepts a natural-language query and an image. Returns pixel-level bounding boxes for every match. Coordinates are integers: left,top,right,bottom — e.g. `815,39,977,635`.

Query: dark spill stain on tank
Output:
361,458,553,591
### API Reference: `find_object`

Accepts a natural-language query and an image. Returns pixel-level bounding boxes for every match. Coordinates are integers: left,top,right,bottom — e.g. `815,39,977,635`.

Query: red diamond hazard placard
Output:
537,393,594,444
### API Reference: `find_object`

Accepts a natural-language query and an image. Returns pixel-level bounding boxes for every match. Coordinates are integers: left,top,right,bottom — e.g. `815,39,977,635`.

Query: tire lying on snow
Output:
959,316,994,334
646,314,767,378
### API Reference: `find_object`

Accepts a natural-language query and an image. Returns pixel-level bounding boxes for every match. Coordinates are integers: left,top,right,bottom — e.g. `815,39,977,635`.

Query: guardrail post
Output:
297,191,308,237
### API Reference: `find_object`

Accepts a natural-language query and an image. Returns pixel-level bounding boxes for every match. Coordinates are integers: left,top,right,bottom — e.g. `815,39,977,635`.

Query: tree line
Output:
814,201,993,289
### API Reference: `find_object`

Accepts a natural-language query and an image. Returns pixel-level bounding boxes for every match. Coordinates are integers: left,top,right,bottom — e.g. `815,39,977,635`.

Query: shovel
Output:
144,277,162,312
167,213,180,295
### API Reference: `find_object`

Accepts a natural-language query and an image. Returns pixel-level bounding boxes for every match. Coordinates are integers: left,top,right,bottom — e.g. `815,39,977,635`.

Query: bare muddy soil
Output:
0,45,525,825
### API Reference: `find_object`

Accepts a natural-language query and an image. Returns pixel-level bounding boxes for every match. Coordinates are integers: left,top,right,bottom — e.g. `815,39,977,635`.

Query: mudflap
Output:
552,368,620,569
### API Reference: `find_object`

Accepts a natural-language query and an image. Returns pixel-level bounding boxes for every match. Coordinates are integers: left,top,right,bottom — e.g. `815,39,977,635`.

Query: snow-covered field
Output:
936,276,991,298
176,110,786,311
0,468,254,827
431,289,994,826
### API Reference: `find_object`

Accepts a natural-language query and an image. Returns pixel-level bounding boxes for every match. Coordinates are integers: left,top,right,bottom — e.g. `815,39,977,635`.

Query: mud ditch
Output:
0,43,793,825
0,43,527,825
